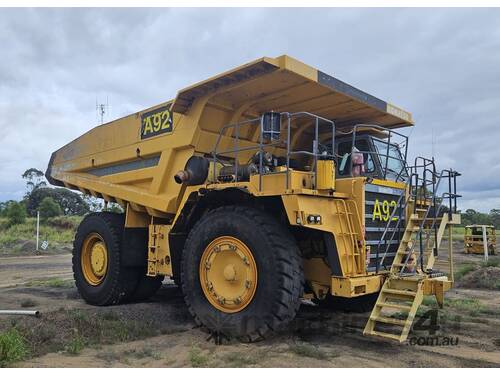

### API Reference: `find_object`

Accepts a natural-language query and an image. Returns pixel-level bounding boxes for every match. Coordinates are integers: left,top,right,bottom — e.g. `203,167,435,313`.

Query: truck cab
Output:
335,131,408,183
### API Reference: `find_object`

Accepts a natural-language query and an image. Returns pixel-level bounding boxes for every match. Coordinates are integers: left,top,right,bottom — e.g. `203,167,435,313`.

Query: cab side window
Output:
336,139,375,176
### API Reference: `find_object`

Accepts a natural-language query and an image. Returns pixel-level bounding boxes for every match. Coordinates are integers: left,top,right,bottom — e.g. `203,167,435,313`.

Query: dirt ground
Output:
1,246,499,368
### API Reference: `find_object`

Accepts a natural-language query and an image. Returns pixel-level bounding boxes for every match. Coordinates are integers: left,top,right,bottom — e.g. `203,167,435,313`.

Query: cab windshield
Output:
335,135,408,182
372,138,408,181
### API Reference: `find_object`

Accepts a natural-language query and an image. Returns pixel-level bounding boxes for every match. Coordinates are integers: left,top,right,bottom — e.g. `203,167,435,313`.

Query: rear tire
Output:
181,205,303,341
73,212,139,306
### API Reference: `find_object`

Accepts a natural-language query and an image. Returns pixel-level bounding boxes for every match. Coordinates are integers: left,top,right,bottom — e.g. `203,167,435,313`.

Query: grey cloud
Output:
0,8,499,212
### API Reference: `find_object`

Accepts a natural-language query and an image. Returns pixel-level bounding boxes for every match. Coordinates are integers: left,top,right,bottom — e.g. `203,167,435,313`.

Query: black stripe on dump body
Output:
87,155,161,177
317,70,387,112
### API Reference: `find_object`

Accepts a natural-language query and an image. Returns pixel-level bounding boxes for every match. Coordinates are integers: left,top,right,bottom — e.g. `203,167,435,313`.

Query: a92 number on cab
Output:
140,105,173,139
372,198,398,222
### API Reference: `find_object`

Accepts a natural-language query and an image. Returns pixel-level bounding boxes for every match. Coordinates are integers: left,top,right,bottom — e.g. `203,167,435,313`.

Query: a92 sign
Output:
372,198,398,222
140,105,173,139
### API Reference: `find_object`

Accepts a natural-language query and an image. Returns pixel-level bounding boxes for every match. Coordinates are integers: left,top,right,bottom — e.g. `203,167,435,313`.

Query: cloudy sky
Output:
0,7,499,211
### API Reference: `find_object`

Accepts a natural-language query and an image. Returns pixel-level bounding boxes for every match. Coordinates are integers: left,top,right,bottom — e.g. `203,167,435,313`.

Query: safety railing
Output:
346,124,409,182
401,168,461,275
210,112,335,192
375,155,461,275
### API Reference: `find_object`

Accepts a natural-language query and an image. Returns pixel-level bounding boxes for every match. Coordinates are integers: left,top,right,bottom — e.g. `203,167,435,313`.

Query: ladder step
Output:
371,316,406,326
368,331,402,341
377,302,412,311
383,288,417,297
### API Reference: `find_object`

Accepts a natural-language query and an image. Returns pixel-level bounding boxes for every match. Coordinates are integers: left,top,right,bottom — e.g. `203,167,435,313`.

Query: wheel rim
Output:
199,236,258,313
81,233,108,286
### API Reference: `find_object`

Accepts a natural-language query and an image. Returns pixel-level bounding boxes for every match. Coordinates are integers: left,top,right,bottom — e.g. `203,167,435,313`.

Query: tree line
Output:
1,168,499,230
0,168,121,227
461,209,500,228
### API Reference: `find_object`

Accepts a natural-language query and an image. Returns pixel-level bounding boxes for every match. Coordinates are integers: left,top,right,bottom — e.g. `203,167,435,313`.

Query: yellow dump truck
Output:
46,55,461,342
464,225,496,255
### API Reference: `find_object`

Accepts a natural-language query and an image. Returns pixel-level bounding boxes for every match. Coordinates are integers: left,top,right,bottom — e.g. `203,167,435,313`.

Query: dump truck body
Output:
47,55,461,342
46,56,412,216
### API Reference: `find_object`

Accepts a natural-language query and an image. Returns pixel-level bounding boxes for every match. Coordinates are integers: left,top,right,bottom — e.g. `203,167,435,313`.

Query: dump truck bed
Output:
46,55,413,216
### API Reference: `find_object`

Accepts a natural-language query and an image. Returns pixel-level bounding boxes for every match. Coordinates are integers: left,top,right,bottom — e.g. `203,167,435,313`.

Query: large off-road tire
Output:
318,293,378,313
73,212,139,306
181,205,304,341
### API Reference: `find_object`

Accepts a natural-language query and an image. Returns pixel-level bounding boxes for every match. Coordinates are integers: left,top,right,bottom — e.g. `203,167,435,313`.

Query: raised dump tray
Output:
46,55,412,217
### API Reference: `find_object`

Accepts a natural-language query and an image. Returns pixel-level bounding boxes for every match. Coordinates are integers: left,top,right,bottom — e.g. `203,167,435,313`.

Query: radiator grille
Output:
365,183,405,272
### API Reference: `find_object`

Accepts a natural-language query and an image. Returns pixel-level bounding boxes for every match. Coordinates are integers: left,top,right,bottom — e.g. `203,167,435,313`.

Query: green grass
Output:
452,226,466,236
124,347,161,360
65,335,85,355
0,308,166,365
188,345,209,367
454,263,477,281
25,278,74,288
0,216,81,255
221,352,257,367
446,297,485,312
0,328,29,367
421,295,437,307
288,342,329,360
481,258,500,268
67,309,156,344
420,296,486,316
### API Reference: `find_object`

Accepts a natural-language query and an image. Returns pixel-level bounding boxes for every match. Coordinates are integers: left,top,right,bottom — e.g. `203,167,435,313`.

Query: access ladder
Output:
364,160,461,342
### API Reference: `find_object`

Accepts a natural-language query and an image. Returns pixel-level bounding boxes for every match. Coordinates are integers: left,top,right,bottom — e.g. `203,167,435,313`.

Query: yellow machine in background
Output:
46,55,461,342
465,225,496,255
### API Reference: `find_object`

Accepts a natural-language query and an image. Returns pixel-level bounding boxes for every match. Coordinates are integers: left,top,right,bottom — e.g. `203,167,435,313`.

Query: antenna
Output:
96,96,109,125
431,127,435,159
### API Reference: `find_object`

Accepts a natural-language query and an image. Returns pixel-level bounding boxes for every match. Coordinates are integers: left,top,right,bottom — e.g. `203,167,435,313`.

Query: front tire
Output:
181,205,303,341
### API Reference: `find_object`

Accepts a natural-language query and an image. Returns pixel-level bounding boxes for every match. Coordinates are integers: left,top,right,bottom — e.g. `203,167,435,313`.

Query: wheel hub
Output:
81,233,108,286
90,242,107,276
223,264,236,281
199,236,257,313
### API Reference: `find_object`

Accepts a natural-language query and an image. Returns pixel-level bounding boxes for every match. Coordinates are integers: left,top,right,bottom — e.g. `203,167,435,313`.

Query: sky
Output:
0,7,499,212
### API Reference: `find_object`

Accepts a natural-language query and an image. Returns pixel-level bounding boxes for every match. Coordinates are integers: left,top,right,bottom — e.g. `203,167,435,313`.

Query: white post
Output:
36,211,40,252
482,225,488,262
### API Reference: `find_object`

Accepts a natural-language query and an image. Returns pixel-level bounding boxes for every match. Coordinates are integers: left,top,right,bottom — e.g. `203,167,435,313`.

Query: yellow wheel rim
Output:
81,233,108,286
199,236,258,313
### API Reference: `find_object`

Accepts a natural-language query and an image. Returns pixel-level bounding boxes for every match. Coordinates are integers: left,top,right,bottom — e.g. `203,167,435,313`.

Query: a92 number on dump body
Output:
140,105,173,139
